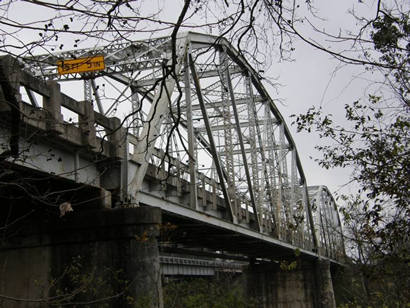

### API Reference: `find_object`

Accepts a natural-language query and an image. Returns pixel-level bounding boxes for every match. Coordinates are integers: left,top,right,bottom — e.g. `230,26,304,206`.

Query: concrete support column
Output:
0,207,163,308
316,259,337,308
118,207,163,308
245,259,337,308
245,261,317,308
0,56,22,157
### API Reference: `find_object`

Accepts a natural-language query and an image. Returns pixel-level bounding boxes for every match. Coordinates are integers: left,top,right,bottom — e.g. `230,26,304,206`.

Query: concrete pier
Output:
0,207,163,308
245,259,336,308
316,259,337,308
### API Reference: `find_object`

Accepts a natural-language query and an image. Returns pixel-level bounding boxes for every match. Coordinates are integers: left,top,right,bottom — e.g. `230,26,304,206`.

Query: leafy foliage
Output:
163,277,257,308
371,11,409,107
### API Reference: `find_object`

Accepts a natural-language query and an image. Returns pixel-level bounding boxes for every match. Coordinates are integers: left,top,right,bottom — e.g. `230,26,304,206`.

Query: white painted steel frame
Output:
22,32,347,258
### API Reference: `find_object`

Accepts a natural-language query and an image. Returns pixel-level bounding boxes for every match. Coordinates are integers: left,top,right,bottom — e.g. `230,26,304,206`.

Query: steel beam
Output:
83,79,92,103
172,96,264,112
196,119,278,133
136,65,242,87
184,52,199,210
91,78,104,114
131,86,141,136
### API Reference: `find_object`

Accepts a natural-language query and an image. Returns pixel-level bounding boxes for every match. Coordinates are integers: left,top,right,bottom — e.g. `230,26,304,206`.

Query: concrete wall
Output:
0,207,163,308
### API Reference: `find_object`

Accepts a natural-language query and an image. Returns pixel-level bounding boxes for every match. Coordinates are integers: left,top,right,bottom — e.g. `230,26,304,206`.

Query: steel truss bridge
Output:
1,32,344,264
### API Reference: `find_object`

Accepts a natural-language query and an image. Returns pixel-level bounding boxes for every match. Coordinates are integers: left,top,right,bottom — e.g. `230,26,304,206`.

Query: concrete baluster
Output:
43,80,64,134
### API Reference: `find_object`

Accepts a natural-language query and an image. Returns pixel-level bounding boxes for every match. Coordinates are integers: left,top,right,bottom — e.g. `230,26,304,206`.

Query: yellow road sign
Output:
57,55,105,75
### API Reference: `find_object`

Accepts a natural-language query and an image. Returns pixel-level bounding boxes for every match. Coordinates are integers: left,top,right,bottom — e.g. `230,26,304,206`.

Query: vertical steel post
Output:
91,79,104,114
279,123,292,242
290,149,298,243
121,134,129,202
308,186,320,253
184,51,199,210
301,184,309,248
84,79,92,103
131,86,141,136
266,106,282,238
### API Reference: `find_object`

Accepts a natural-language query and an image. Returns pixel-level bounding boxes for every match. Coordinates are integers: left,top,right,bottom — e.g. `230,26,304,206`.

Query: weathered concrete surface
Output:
316,259,337,308
0,207,163,308
245,259,336,308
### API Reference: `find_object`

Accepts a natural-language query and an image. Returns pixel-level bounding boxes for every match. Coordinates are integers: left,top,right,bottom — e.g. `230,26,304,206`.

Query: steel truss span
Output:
22,32,344,260
309,186,345,260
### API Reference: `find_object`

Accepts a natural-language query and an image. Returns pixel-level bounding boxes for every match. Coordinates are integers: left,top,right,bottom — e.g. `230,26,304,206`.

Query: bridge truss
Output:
309,186,345,260
15,32,343,260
